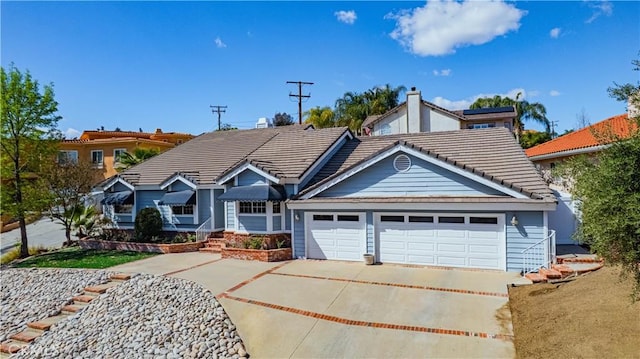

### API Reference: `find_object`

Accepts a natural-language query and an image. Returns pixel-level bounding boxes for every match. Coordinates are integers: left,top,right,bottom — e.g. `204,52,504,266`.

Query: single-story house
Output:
100,124,556,273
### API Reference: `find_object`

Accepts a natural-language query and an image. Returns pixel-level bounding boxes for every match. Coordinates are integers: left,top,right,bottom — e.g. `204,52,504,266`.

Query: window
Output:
470,123,496,129
114,148,126,164
91,150,104,168
172,205,194,215
313,214,334,221
393,154,411,172
114,204,133,214
409,216,434,223
57,150,78,164
439,216,465,224
337,215,359,222
470,217,498,224
239,201,266,214
272,202,281,214
381,215,404,222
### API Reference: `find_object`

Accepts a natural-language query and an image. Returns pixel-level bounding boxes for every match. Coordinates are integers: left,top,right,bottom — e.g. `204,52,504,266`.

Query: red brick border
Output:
163,258,224,276
270,272,508,298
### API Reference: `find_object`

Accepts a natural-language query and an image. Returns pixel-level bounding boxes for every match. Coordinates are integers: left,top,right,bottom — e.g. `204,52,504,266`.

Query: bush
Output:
1,244,49,264
134,208,163,242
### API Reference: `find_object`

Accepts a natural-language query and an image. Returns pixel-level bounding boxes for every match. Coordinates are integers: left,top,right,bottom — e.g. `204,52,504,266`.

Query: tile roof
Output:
115,125,349,186
301,127,553,200
62,137,175,146
525,114,635,159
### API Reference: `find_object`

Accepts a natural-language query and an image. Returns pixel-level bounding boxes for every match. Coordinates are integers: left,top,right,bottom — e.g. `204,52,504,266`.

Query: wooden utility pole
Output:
286,81,313,124
210,105,227,131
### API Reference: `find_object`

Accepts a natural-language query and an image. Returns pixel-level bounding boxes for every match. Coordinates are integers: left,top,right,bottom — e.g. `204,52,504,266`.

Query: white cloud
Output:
433,69,452,77
586,1,613,23
335,10,357,24
549,90,561,96
214,36,227,48
431,88,528,110
387,0,525,56
64,128,81,139
549,27,561,38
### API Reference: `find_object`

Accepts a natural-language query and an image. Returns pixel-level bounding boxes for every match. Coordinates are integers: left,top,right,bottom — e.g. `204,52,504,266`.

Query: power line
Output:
210,105,227,131
286,81,313,124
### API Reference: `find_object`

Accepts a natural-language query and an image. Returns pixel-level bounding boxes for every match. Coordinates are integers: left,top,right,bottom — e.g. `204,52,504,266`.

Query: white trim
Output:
132,191,137,222
300,145,529,200
90,150,104,168
543,210,549,264
198,184,227,190
287,200,556,211
194,189,199,224
304,211,367,261
218,162,280,185
210,189,215,225
103,177,135,191
290,209,296,259
293,184,299,195
160,174,197,190
266,202,273,232
298,130,353,187
528,144,609,162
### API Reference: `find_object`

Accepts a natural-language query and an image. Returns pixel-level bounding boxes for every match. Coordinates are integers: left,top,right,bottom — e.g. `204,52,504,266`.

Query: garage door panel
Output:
469,258,500,269
469,244,499,254
436,230,466,238
408,255,435,265
437,256,467,266
380,241,406,250
307,213,365,261
405,230,435,238
407,241,435,251
437,243,467,253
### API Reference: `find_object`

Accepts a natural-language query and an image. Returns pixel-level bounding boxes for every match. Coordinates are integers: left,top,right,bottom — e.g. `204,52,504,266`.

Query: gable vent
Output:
393,154,412,172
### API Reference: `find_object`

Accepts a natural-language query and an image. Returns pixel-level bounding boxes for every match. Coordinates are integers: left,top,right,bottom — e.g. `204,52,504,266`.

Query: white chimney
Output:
255,117,273,129
406,87,422,133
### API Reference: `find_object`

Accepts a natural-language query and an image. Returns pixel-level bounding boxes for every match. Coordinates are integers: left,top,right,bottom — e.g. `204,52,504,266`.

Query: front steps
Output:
0,273,132,357
525,255,604,283
199,238,226,254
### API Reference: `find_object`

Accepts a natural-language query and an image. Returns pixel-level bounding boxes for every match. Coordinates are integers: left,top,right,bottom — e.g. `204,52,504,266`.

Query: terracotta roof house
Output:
101,125,555,273
60,128,195,181
361,88,516,136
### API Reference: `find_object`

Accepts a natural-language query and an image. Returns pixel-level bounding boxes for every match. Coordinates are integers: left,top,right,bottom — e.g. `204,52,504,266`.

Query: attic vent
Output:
393,154,411,172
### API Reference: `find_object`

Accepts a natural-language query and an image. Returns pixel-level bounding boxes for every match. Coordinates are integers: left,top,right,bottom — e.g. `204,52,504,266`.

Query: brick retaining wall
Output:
221,247,292,262
79,238,204,254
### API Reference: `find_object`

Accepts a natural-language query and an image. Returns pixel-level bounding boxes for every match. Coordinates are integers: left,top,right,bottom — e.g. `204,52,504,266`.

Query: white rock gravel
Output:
6,271,247,359
1,268,112,342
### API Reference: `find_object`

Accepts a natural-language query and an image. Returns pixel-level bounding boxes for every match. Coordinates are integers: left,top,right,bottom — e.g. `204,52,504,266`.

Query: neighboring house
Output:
361,88,516,136
59,128,194,181
101,124,556,273
525,113,636,245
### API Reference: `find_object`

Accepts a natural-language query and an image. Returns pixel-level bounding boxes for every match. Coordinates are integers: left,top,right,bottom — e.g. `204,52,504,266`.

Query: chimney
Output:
406,88,421,133
255,117,273,129
155,128,163,134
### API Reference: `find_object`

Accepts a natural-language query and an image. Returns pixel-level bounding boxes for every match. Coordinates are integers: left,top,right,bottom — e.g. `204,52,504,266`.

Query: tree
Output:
562,56,640,299
520,130,552,149
40,160,99,245
215,123,238,132
115,147,161,171
304,106,336,129
470,93,550,143
334,84,406,132
1,65,62,258
273,112,294,126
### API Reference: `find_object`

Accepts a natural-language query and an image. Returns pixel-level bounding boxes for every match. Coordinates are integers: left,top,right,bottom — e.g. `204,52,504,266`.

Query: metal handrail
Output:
521,230,556,275
195,217,213,241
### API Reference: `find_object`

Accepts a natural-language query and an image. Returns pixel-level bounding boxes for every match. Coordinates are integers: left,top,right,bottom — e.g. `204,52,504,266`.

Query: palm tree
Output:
115,147,160,172
304,106,336,129
470,93,550,142
335,84,406,133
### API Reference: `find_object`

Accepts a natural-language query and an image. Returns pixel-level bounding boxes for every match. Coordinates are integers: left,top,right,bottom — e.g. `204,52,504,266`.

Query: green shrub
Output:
134,208,163,242
243,236,265,250
1,244,49,264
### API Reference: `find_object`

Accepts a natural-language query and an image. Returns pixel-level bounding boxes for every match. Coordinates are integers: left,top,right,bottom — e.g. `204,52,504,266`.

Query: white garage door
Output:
306,213,365,261
376,213,505,270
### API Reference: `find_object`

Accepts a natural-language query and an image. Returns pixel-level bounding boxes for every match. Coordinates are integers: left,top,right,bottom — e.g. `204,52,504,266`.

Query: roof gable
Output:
160,172,199,190
526,114,635,159
361,100,465,128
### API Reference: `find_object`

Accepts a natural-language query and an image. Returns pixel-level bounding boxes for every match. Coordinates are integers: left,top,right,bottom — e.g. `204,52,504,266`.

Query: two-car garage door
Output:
306,212,505,270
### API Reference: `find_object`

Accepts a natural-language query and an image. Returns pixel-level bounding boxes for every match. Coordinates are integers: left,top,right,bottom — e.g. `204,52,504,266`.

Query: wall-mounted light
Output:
294,213,300,221
510,215,518,226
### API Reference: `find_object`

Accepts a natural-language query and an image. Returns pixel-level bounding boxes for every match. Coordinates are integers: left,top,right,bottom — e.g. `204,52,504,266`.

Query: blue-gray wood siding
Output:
173,215,194,225
237,170,267,186
317,154,504,198
197,189,211,224
299,136,348,189
293,210,305,258
505,211,545,271
238,216,267,232
111,182,131,192
285,184,295,197
273,215,282,231
170,181,193,192
285,209,291,231
226,201,235,229
214,189,225,229
135,190,166,213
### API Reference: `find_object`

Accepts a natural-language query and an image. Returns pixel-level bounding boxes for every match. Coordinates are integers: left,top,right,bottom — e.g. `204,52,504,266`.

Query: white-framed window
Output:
171,205,194,215
239,202,266,214
113,148,127,164
57,150,78,164
272,201,281,214
470,123,496,129
114,204,133,214
91,150,104,168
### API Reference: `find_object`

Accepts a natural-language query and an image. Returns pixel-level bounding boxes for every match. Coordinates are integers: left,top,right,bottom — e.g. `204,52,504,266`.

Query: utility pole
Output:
286,81,314,124
550,120,558,138
210,105,227,131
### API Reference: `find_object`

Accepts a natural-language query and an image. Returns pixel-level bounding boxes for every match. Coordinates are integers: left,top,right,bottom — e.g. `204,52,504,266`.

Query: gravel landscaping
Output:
2,268,247,358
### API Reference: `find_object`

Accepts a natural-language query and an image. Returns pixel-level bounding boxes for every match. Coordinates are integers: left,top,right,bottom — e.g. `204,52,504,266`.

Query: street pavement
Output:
0,218,67,254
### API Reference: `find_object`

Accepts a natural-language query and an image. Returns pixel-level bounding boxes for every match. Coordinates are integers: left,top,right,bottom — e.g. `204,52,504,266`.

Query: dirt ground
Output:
509,266,640,359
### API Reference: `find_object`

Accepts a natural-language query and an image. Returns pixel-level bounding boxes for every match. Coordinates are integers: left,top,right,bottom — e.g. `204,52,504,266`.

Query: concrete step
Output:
556,254,601,264
539,268,562,279
84,281,120,294
0,340,28,354
27,313,70,331
10,329,42,343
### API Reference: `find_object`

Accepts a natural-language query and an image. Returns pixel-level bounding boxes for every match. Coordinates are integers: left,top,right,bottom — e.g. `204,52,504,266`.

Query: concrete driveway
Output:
112,254,527,358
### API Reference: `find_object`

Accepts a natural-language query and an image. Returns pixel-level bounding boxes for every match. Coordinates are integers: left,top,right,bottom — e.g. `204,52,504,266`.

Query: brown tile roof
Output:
301,127,553,200
116,125,349,186
62,137,174,146
525,114,635,159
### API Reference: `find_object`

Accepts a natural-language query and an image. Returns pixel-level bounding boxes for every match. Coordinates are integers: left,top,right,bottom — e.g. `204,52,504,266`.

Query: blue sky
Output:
2,1,638,137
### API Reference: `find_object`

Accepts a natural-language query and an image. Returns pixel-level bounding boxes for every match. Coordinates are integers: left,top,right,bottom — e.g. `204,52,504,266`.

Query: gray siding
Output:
238,216,267,232
170,181,193,192
238,170,267,186
285,209,292,231
214,189,225,229
506,211,545,271
317,154,504,198
173,215,194,225
136,190,166,212
112,182,131,192
273,215,282,231
226,201,235,229
293,210,305,258
197,189,211,224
